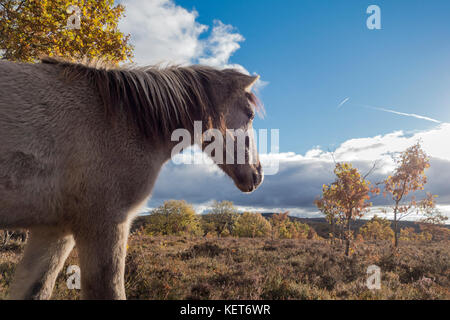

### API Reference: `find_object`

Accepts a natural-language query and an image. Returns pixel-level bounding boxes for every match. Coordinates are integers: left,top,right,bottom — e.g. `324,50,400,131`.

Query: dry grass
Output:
0,234,449,300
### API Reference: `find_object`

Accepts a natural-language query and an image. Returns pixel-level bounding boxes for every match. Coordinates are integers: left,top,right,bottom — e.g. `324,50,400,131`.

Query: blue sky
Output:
177,0,450,154
119,0,450,219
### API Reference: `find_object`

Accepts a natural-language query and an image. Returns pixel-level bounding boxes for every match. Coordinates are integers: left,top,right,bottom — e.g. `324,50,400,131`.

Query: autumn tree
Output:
290,221,311,239
233,212,272,238
399,227,432,242
269,212,311,240
359,215,394,241
314,193,342,242
200,201,239,237
269,212,289,240
383,142,433,247
145,200,201,236
315,163,377,256
417,193,447,225
0,0,132,62
417,193,449,241
418,223,450,242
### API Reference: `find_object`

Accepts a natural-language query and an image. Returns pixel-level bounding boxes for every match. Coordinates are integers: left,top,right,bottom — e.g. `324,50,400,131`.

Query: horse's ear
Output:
224,70,260,92
243,75,260,92
233,74,259,92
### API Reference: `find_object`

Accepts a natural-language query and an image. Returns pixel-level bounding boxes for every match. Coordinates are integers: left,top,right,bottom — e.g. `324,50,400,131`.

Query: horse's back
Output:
0,60,68,143
0,61,70,172
0,60,101,153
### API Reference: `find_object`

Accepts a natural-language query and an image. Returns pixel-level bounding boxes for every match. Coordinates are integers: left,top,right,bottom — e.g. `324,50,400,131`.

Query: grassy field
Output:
0,233,449,300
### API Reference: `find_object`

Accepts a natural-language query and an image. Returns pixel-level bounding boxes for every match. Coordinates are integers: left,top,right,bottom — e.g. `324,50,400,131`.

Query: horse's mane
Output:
41,57,226,138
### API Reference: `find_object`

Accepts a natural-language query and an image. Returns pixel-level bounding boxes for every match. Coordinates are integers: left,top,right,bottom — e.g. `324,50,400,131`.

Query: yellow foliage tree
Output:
399,227,432,242
201,201,239,237
0,0,133,62
417,193,449,241
233,212,272,238
359,215,394,241
315,163,378,256
383,142,433,247
269,212,311,240
145,200,201,236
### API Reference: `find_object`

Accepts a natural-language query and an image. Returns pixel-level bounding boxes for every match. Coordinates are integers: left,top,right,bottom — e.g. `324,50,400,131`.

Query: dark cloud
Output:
148,157,450,214
424,158,450,204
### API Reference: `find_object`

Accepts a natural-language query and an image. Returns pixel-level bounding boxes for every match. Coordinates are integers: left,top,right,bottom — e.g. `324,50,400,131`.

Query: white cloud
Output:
304,123,450,166
119,0,206,65
119,0,245,70
198,20,245,70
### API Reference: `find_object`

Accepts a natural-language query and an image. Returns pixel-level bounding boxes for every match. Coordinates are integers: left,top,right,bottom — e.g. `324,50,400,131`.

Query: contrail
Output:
337,97,350,109
340,99,442,124
362,104,442,124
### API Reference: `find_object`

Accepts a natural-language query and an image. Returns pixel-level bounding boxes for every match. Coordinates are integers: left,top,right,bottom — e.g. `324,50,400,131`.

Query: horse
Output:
0,57,264,299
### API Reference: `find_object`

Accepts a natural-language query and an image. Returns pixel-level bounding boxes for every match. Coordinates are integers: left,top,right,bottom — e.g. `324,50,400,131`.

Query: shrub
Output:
200,201,239,237
360,215,394,241
144,200,202,236
400,227,432,242
233,212,272,238
270,213,312,239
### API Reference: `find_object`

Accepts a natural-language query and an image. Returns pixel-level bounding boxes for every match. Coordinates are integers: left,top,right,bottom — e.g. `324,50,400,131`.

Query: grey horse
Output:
0,57,263,299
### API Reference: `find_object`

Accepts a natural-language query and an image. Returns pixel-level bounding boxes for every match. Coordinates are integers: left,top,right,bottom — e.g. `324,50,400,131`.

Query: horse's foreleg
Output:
8,227,75,300
75,221,129,300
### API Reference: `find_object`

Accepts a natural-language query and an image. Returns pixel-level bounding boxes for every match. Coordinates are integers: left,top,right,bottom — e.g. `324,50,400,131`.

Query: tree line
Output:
138,200,320,240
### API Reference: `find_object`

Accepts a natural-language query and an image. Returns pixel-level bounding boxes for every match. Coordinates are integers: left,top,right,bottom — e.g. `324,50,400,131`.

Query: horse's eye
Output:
247,111,255,120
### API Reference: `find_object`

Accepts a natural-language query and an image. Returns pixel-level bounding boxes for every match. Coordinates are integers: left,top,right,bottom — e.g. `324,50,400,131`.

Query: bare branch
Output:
327,146,337,165
363,160,379,180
